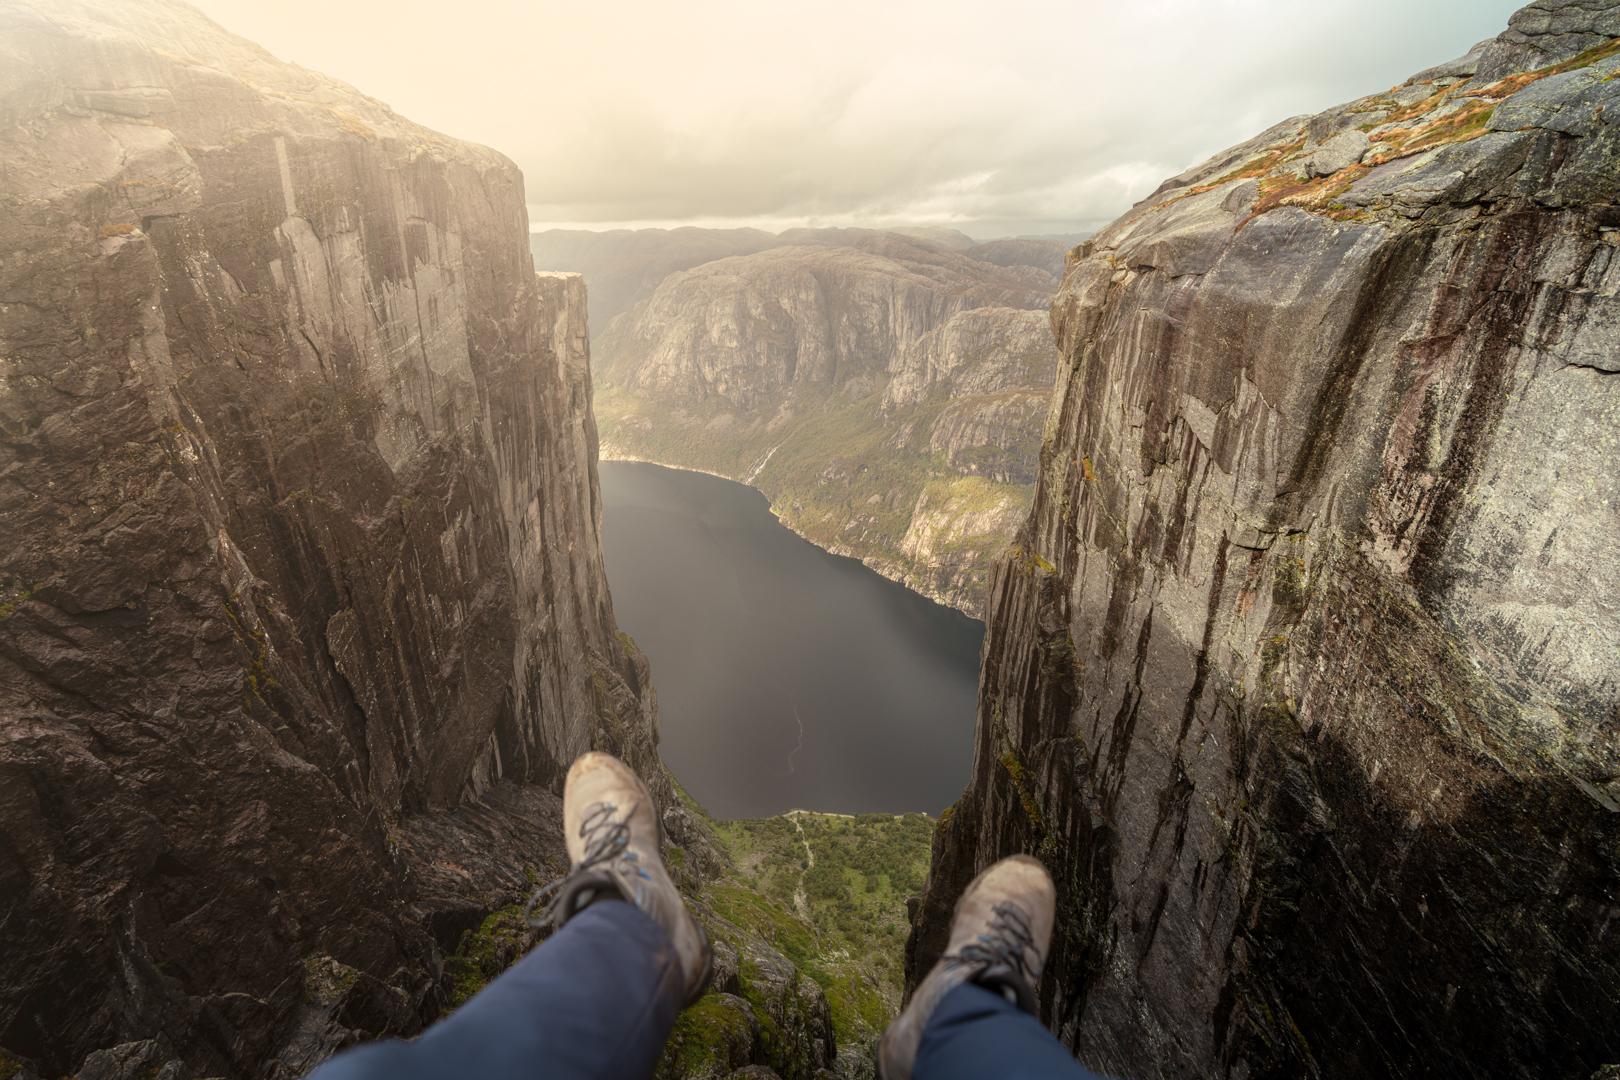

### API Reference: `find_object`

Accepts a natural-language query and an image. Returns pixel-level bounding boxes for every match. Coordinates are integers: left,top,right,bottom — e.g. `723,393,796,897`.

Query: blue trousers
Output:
308,899,1099,1079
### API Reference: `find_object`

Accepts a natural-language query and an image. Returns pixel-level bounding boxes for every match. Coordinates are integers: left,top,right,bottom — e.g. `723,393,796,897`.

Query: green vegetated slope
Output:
440,786,934,1080
704,812,936,1075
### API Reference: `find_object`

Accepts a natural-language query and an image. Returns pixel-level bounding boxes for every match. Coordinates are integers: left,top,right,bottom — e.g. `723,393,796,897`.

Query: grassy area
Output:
710,812,936,1062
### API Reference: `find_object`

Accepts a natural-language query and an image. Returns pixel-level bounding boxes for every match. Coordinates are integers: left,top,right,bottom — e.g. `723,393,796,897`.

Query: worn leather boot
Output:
878,854,1056,1079
534,751,712,1005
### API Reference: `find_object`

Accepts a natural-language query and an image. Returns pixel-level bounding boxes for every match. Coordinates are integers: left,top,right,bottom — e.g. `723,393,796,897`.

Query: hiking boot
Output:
878,854,1056,1080
530,751,711,1005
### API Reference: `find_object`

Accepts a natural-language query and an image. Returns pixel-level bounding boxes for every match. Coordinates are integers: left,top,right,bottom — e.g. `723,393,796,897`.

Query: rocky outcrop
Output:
592,238,1061,614
910,4,1620,1078
0,2,667,1074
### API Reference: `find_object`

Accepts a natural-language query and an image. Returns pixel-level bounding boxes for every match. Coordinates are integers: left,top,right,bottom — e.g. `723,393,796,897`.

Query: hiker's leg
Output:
307,899,682,1080
912,983,1106,1080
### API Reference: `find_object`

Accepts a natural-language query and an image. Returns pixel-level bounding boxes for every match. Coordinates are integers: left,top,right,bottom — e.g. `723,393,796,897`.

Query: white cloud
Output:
186,0,1525,236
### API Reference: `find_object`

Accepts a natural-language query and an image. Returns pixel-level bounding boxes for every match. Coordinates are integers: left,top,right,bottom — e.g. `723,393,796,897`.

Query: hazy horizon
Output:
187,0,1524,239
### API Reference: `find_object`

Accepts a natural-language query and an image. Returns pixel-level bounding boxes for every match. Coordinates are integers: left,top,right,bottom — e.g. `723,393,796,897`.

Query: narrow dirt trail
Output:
787,811,815,920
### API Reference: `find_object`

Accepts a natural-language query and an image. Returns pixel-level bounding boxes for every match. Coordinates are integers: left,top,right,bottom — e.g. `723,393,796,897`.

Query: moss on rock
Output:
658,993,756,1080
443,906,537,1007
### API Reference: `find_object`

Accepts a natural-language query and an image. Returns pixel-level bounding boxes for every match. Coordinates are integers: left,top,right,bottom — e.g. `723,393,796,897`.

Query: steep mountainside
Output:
910,3,1620,1078
592,237,1062,614
675,810,934,1080
0,4,832,1078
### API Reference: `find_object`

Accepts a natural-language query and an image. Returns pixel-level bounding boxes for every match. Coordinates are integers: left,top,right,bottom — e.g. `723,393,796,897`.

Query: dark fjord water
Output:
599,461,984,820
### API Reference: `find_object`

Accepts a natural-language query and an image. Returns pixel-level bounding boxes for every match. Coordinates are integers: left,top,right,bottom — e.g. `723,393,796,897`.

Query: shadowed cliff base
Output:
914,546,1619,1077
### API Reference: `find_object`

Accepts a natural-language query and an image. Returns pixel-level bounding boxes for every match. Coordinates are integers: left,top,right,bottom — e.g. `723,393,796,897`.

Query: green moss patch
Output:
0,581,34,622
999,749,1047,832
659,993,754,1078
443,906,537,1007
302,954,362,1007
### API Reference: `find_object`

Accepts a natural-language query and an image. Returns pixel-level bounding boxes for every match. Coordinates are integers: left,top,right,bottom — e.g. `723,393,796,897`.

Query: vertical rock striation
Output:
911,3,1620,1077
0,1,658,1074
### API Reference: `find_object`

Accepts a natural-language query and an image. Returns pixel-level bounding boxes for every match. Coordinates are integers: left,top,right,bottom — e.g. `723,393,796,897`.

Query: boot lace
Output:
525,800,647,926
942,901,1040,985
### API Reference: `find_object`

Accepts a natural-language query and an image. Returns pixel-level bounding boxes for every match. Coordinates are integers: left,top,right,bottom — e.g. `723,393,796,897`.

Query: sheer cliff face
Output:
598,239,1053,410
0,2,657,1073
912,4,1620,1078
594,238,1061,614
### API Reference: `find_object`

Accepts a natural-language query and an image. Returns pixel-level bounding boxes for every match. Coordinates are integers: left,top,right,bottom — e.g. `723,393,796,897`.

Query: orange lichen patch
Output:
1162,36,1617,227
1380,82,1455,127
1252,165,1372,218
1366,99,1497,165
1150,134,1309,213
1353,37,1618,165
1401,100,1497,153
1323,205,1378,224
1190,136,1308,195
1466,35,1620,100
1476,69,1552,99
326,106,378,139
1240,97,1492,225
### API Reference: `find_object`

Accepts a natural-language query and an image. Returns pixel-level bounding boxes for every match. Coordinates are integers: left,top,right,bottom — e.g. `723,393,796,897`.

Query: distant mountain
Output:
531,227,783,329
963,235,1083,279
592,233,1064,614
886,225,978,250
530,225,1074,329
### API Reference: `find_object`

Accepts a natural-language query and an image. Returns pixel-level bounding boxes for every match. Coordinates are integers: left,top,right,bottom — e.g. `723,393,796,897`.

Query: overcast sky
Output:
188,0,1522,238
